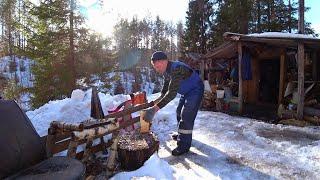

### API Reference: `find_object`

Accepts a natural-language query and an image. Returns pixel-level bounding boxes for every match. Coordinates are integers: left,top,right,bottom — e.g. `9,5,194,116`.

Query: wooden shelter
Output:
204,32,320,120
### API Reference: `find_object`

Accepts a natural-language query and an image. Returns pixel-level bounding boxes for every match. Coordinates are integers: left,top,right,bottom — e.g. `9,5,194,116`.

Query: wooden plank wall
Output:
238,42,243,113
243,57,259,104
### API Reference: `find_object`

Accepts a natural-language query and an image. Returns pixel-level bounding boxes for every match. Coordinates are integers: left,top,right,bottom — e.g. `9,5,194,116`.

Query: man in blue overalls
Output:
142,51,204,156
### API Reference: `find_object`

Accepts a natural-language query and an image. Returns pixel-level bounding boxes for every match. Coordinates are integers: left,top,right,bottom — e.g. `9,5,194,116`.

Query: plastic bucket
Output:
216,90,225,98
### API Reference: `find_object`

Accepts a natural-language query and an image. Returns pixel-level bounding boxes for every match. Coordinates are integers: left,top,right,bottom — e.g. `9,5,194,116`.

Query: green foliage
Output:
151,16,169,51
184,0,317,50
16,0,84,108
77,33,113,73
184,0,214,54
114,18,131,51
211,0,317,45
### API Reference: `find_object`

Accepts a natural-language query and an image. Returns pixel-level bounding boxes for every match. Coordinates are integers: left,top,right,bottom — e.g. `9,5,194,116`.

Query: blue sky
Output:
305,0,320,34
79,0,320,36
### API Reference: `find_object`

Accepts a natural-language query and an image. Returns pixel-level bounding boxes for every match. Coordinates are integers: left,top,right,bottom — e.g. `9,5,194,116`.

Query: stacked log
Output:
117,131,159,171
304,116,320,125
202,91,215,110
304,107,320,117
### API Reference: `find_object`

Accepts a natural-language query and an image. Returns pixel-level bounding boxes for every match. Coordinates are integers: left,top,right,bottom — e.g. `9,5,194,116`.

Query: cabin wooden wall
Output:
242,56,259,104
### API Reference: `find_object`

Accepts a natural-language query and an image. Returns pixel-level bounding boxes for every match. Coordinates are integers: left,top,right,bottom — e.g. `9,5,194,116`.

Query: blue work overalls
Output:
167,61,204,151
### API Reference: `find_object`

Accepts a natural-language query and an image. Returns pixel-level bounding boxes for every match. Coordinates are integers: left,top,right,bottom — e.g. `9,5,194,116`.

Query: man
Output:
141,51,204,156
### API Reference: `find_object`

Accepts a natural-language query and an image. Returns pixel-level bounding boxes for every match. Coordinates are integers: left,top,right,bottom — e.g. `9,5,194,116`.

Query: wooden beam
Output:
52,140,70,154
75,142,112,160
312,51,318,81
297,42,305,119
45,135,54,158
278,51,286,104
238,42,243,113
200,59,205,80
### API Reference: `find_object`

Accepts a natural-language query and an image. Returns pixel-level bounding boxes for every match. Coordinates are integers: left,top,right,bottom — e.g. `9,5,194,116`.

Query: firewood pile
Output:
45,90,160,179
278,83,320,126
202,91,215,110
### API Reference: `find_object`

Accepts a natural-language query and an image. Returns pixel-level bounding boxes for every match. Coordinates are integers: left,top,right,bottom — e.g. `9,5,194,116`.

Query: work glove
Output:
141,105,160,122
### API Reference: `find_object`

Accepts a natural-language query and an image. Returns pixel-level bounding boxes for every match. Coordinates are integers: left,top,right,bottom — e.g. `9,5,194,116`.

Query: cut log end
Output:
117,131,159,171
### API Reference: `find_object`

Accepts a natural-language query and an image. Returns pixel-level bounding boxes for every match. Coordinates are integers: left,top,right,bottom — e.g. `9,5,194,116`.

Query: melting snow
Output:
26,89,320,179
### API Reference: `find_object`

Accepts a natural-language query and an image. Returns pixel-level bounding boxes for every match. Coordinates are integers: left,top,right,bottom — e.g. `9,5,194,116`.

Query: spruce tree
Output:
184,0,214,53
20,0,83,108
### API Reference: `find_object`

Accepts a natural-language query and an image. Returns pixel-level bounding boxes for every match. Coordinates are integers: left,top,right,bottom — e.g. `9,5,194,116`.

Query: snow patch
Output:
248,32,319,39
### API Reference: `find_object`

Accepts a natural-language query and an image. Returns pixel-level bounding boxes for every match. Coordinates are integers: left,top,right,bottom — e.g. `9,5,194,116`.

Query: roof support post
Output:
238,42,243,114
297,42,305,120
278,50,286,105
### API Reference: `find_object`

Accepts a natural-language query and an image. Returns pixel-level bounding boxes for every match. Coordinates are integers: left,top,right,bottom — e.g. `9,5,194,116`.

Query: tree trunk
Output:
118,131,159,171
257,0,261,32
69,0,76,91
298,0,305,34
239,0,249,34
288,0,292,33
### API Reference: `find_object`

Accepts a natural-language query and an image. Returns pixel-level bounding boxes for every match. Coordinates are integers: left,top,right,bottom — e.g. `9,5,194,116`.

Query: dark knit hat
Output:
151,51,168,61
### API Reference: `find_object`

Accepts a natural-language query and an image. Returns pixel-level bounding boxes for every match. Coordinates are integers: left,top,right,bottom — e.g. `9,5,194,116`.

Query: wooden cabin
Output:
203,32,320,121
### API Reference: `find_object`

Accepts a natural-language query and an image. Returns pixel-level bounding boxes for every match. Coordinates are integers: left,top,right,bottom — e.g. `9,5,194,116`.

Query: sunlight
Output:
80,0,189,37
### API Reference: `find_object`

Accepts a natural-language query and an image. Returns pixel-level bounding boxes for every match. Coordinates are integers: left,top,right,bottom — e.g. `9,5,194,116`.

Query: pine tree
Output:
210,0,317,47
165,22,177,59
151,16,168,51
176,21,184,57
184,0,214,53
19,0,84,108
139,17,152,49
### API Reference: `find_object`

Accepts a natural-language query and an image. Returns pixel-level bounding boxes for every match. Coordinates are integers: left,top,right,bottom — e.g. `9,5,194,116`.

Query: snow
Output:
26,89,320,179
0,56,34,110
0,56,34,88
71,89,86,101
248,32,320,40
78,70,157,96
111,153,174,180
26,89,130,136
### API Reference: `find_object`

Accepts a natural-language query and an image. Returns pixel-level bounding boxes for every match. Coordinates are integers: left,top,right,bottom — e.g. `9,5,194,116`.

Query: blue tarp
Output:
242,51,252,80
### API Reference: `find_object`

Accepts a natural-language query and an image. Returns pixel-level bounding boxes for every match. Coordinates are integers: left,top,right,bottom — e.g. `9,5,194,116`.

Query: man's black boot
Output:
171,134,178,141
172,147,189,156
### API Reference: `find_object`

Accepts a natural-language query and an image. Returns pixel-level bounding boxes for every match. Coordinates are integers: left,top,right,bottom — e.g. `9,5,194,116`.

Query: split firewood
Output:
304,107,320,117
304,99,317,107
304,116,320,125
278,119,312,127
314,104,320,109
139,111,151,133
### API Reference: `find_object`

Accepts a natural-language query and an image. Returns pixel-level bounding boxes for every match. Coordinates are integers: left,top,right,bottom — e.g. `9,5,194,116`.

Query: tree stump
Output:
117,131,159,171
